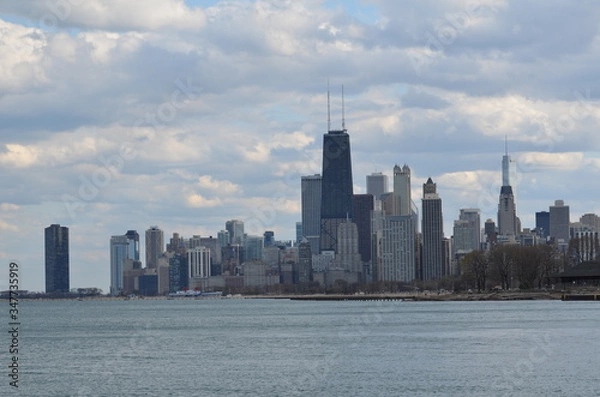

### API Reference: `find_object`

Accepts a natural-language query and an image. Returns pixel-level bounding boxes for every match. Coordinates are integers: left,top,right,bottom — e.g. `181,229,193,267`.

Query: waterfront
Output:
7,299,600,396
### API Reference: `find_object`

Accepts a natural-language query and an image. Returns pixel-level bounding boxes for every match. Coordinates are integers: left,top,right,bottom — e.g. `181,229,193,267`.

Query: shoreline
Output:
3,290,593,302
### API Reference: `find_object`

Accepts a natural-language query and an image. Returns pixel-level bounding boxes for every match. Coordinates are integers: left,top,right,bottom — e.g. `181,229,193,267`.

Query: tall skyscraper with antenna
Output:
498,138,518,236
319,85,354,254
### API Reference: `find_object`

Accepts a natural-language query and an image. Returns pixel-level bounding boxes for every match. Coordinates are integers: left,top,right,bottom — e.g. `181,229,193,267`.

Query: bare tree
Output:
515,246,541,290
489,245,517,290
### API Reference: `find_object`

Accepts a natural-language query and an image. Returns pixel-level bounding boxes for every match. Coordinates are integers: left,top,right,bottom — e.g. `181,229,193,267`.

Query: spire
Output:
505,135,508,156
327,79,331,132
342,84,346,131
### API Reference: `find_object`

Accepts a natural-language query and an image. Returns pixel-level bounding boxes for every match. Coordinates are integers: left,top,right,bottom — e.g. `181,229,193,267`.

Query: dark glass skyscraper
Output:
352,194,373,263
45,224,70,293
320,129,354,253
421,178,444,281
536,211,550,239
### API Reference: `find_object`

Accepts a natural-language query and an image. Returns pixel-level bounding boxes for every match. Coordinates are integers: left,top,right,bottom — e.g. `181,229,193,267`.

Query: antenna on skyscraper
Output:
505,135,508,155
327,79,331,132
342,84,346,131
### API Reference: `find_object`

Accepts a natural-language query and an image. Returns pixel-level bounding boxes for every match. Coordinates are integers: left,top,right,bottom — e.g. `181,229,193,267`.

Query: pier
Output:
561,294,600,301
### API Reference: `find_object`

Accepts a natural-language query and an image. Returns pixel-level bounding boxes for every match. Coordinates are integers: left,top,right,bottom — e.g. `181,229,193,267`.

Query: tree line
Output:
460,244,564,292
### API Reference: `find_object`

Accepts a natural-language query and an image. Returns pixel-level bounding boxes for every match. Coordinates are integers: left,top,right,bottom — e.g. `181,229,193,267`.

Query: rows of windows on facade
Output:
44,137,598,296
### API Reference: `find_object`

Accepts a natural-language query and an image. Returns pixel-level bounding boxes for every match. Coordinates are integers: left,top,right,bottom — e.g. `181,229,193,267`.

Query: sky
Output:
1,0,600,293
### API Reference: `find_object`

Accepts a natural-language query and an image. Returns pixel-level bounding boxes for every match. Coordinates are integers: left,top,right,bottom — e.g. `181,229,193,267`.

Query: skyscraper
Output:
263,231,275,247
502,137,517,198
484,218,497,244
421,178,444,280
188,246,211,279
145,226,164,270
393,164,412,216
498,143,518,236
366,172,388,201
352,194,374,264
110,230,140,296
456,209,481,252
45,224,69,293
373,214,416,282
217,230,230,248
297,238,313,283
498,186,517,236
549,200,570,242
301,174,322,254
244,235,264,261
319,127,354,254
335,218,361,274
535,211,550,239
226,220,245,245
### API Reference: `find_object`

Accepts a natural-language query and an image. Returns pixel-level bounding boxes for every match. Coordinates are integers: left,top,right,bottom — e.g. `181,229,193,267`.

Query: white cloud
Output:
186,194,222,208
197,175,241,195
0,203,20,211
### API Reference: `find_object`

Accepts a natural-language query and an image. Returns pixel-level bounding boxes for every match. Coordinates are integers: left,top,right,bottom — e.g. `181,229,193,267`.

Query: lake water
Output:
5,299,600,396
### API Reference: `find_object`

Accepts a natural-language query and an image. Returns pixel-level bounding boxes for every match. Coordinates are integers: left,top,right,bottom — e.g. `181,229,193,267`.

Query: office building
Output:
44,224,70,293
110,230,140,296
549,200,570,242
580,213,600,231
352,194,374,264
453,209,481,253
264,231,275,247
188,247,211,279
169,253,188,292
297,238,313,283
319,126,354,254
373,214,416,282
498,185,517,236
145,226,164,270
498,143,518,236
217,230,230,248
535,211,550,239
393,164,412,216
421,178,444,280
226,219,245,245
301,174,322,254
334,218,362,274
244,235,264,262
366,172,388,200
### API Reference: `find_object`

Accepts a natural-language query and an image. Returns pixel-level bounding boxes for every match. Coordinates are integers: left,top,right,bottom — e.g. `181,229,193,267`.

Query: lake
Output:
6,299,600,396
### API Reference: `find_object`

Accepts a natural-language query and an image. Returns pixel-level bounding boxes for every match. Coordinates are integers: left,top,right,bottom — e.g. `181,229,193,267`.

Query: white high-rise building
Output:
335,218,361,273
393,164,412,216
188,247,211,279
372,212,415,282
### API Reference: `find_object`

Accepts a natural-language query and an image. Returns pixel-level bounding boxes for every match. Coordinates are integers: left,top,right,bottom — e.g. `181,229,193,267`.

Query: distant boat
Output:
167,290,223,298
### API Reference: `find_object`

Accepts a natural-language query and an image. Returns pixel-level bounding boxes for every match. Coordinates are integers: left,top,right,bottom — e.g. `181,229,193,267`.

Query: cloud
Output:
197,175,241,195
0,0,206,32
186,194,223,208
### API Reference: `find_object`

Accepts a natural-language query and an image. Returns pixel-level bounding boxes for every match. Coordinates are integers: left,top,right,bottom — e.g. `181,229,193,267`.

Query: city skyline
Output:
2,1,600,292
